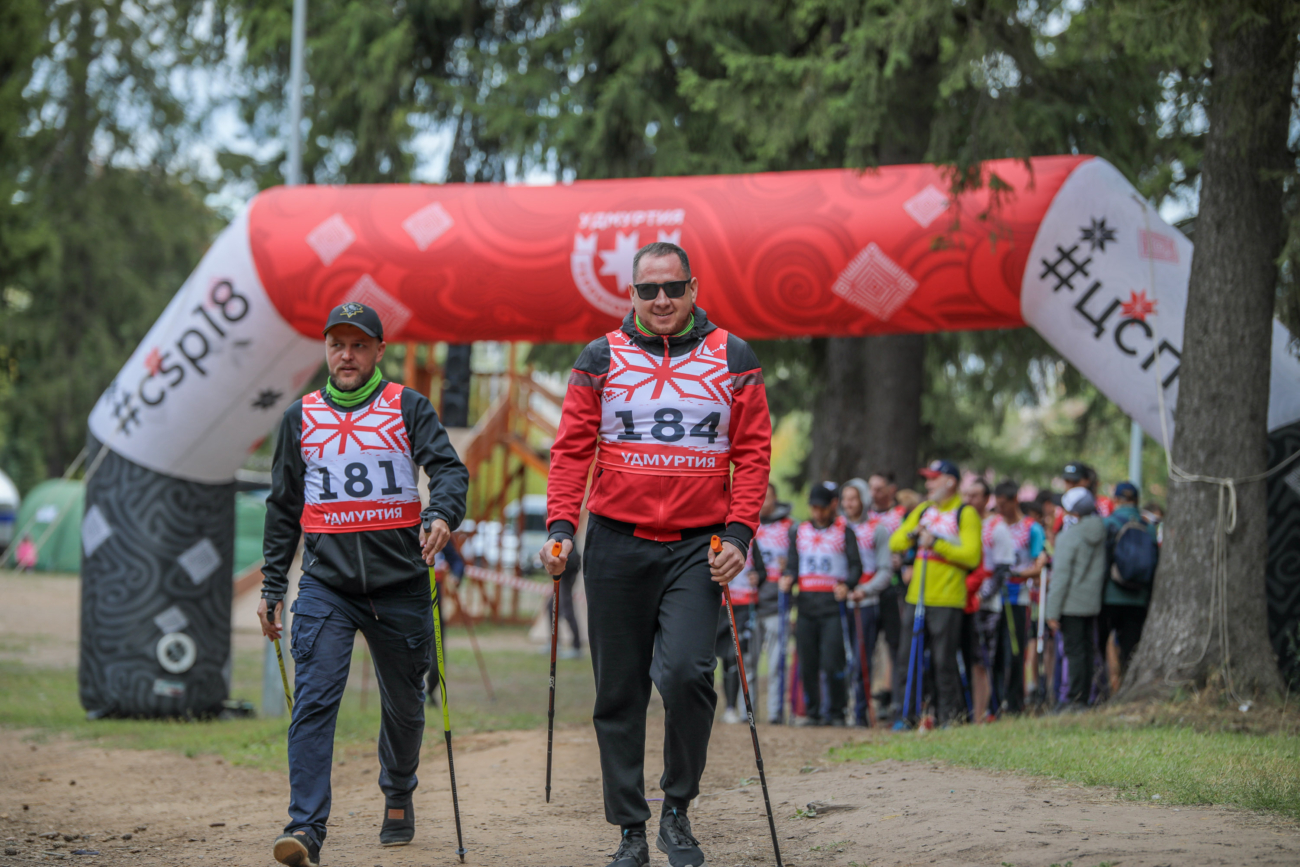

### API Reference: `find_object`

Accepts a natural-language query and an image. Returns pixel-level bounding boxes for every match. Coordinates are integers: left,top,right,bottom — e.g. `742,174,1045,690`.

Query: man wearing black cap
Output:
1100,481,1159,683
777,482,863,726
259,302,469,867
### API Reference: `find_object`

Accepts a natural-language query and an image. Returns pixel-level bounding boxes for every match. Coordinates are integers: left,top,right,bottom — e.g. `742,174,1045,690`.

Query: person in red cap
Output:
889,460,982,726
539,241,771,867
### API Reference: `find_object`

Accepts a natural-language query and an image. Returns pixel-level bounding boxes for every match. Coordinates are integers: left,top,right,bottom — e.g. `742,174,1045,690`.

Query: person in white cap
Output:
1045,488,1107,710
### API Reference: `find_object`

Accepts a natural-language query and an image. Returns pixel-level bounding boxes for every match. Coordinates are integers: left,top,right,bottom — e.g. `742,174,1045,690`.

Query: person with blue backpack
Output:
1101,481,1161,682
1044,488,1108,710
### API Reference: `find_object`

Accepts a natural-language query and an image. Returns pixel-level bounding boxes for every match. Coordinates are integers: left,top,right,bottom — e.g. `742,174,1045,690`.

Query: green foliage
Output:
0,0,221,491
833,714,1300,820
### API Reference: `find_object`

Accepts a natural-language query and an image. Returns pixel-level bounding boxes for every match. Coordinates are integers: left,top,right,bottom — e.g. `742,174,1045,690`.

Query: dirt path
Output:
3,720,1298,867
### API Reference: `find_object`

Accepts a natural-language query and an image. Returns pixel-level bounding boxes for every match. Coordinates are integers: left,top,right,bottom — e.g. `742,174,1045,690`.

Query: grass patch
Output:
832,713,1300,820
0,633,598,772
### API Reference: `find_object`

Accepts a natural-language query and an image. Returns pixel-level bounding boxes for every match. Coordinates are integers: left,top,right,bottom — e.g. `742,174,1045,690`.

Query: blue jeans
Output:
285,573,434,846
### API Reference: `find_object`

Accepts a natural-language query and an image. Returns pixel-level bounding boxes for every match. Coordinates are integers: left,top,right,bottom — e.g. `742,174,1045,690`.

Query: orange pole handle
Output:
710,535,723,553
551,541,563,558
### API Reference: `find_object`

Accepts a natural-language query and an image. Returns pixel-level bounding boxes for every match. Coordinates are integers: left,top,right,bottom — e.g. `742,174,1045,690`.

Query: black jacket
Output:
261,382,469,603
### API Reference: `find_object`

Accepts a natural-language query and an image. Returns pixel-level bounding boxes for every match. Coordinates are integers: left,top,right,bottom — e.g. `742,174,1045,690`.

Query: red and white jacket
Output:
545,308,772,548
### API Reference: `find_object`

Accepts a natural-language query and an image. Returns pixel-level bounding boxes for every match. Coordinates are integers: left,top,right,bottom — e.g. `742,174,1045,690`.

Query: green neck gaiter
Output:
326,367,383,408
635,312,695,338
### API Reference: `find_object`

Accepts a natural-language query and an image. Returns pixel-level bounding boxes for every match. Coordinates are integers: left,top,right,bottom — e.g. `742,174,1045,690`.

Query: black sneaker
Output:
657,808,705,867
380,798,414,846
273,831,320,867
609,828,649,867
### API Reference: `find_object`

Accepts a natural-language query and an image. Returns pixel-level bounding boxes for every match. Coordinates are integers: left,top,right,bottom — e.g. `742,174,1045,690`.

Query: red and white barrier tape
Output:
463,564,553,596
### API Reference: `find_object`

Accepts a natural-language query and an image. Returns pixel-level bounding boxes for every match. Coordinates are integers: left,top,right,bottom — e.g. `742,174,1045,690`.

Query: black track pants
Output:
584,522,723,827
795,608,846,723
895,604,964,725
1000,603,1029,714
1061,615,1095,708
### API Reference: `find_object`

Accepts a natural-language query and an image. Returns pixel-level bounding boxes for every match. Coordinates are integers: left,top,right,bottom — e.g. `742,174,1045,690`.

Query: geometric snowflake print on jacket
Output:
346,274,413,338
902,185,950,228
603,332,732,406
832,242,920,322
402,202,455,251
306,214,356,267
301,386,410,459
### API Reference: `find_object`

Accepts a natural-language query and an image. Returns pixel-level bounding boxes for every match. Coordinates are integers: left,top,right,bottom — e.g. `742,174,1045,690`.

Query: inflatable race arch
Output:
80,154,1300,716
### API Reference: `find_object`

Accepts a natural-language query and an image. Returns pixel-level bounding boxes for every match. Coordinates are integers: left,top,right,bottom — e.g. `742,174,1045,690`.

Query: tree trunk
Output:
441,343,473,428
807,38,940,491
809,334,925,486
1119,3,1293,701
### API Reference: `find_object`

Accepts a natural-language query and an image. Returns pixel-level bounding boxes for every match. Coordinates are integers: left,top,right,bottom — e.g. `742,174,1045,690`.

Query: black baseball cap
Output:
808,481,839,507
324,301,384,340
1062,462,1086,482
919,459,960,480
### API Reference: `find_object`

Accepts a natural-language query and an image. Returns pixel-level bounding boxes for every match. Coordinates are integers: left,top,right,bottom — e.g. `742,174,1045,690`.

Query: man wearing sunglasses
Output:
541,242,772,867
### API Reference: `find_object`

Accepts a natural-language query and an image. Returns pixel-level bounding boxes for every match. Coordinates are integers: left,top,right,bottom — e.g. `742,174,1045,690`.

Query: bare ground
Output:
3,718,1299,867
2,573,1298,866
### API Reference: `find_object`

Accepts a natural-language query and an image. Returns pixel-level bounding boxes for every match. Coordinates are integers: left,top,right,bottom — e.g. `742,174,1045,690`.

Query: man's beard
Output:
330,364,375,391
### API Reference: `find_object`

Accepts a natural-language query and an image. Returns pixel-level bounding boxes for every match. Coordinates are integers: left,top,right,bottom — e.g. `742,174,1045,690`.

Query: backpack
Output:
1109,518,1159,591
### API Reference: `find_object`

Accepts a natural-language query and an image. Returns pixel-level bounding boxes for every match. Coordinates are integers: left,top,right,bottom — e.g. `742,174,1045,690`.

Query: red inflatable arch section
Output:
76,155,1300,718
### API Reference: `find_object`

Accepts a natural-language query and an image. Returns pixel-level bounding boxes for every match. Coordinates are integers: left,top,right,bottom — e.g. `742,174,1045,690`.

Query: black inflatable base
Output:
79,437,235,718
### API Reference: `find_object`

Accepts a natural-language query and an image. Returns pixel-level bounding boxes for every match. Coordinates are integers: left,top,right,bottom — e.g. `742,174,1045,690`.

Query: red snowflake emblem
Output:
144,347,163,377
604,337,732,404
1120,290,1157,321
301,388,409,458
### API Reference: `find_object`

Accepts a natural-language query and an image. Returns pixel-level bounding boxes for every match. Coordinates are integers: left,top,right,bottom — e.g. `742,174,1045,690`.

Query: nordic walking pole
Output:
430,568,468,862
837,600,856,726
272,638,293,713
545,541,562,803
714,536,784,867
853,601,876,727
775,589,790,723
902,553,929,724
445,579,495,701
748,594,760,713
1036,566,1049,654
913,553,929,721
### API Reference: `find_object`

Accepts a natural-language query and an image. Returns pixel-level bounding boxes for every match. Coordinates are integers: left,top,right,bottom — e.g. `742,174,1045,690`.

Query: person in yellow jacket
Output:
889,460,982,725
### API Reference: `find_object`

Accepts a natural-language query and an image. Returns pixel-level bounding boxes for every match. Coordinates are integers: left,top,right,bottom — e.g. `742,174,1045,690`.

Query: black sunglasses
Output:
633,280,690,300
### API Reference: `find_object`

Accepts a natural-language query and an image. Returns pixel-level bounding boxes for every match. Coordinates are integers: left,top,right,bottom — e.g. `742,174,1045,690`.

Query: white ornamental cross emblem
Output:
302,392,409,459
570,208,687,317
604,339,731,405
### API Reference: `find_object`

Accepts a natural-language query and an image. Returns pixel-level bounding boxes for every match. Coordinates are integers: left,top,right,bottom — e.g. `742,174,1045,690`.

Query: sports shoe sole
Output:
656,837,706,867
273,836,318,867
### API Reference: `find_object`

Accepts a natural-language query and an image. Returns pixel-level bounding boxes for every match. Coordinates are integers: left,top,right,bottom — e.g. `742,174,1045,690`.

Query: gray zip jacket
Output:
1045,514,1107,621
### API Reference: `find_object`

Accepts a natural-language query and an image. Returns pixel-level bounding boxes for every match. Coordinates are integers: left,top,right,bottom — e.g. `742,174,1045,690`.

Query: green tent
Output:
234,492,267,576
7,482,265,575
9,479,84,573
